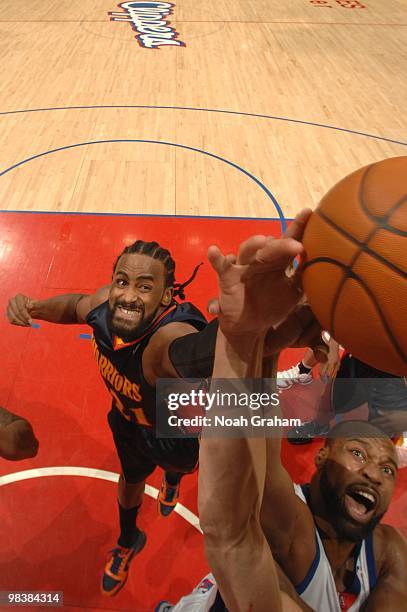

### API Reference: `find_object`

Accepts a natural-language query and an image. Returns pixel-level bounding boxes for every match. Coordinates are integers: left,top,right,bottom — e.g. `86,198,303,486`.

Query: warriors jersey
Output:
86,300,207,427
294,484,377,612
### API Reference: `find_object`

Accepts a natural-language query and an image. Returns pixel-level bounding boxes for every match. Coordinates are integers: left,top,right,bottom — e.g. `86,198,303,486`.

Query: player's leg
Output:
150,435,199,517
117,474,145,545
158,469,184,517
287,354,367,444
287,378,333,444
277,347,316,390
102,409,155,596
364,358,407,437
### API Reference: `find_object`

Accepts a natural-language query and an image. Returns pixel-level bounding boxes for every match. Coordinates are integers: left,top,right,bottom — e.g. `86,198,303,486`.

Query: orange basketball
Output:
302,156,407,377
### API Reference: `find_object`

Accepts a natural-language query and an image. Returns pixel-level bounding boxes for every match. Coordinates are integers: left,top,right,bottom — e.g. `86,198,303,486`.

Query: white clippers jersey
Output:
294,484,377,612
169,574,218,612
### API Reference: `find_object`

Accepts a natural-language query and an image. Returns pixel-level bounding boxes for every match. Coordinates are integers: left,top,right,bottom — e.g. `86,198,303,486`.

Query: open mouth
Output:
114,304,143,322
344,487,377,523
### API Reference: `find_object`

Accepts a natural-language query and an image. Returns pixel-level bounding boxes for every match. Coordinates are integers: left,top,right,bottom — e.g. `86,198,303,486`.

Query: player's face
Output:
318,437,398,541
108,253,172,341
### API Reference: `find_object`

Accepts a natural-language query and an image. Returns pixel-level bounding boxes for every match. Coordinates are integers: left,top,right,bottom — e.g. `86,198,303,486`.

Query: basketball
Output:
302,156,407,377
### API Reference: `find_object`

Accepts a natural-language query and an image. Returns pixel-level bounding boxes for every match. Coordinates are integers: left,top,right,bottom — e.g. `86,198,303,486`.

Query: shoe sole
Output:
287,437,314,445
277,380,294,390
277,378,314,390
101,531,147,597
288,430,329,445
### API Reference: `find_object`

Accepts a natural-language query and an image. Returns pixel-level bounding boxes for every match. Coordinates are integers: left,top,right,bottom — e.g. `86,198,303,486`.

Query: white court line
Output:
0,466,202,533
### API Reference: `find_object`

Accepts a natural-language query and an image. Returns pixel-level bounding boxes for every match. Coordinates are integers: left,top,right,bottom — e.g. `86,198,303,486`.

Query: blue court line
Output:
1,104,406,147
0,138,287,231
0,209,291,222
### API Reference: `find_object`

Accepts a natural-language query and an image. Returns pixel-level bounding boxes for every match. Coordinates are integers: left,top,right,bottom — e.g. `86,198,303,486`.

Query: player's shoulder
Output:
90,285,110,309
375,522,406,543
145,303,206,366
374,524,407,573
150,319,198,345
78,286,110,323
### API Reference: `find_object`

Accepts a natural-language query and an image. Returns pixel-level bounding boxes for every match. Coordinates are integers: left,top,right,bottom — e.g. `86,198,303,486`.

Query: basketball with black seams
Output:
302,156,407,377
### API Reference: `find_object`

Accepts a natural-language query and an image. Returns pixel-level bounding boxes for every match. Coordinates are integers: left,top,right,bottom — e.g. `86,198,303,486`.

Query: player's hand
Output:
6,294,37,326
319,356,341,379
319,345,341,379
264,304,323,357
207,209,311,337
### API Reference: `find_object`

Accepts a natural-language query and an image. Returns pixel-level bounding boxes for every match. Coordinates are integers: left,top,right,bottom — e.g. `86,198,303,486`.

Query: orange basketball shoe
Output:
101,529,147,596
158,472,180,517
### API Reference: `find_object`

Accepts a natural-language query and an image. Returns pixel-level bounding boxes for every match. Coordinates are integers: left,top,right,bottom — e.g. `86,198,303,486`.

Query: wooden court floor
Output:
0,0,406,218
0,1,406,610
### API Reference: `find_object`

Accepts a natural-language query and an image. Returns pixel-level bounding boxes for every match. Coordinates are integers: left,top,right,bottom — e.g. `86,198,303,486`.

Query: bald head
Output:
324,420,398,466
326,420,390,444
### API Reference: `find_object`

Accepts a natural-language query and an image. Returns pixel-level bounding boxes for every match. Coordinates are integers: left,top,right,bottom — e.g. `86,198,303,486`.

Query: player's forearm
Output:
30,294,85,324
213,327,265,378
205,528,283,612
200,329,274,609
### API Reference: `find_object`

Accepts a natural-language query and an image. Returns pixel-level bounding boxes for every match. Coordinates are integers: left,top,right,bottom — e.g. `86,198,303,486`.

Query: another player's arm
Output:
7,286,110,326
0,407,39,460
362,527,407,610
199,330,310,611
260,437,316,566
199,328,286,612
199,212,323,610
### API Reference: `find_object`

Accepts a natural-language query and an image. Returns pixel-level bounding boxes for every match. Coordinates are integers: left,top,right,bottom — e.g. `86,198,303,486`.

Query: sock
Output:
298,361,312,375
117,502,141,547
165,471,182,486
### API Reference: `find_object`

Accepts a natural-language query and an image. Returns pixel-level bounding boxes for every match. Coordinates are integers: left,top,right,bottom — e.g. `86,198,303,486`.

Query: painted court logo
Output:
109,2,185,49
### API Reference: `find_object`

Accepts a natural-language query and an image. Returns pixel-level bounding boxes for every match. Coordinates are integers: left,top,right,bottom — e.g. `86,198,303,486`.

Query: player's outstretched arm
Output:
7,286,110,326
199,212,318,611
199,330,310,612
199,329,285,612
0,406,39,460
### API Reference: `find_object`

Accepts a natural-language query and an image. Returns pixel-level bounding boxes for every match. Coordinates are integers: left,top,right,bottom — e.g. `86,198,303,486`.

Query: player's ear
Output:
162,287,173,306
315,446,329,469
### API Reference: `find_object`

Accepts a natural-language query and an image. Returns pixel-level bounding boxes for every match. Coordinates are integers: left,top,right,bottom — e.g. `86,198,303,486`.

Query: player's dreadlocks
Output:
113,240,202,300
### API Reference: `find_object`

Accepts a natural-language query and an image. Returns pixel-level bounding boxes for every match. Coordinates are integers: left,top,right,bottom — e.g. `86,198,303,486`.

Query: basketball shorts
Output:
108,406,199,483
332,354,407,417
